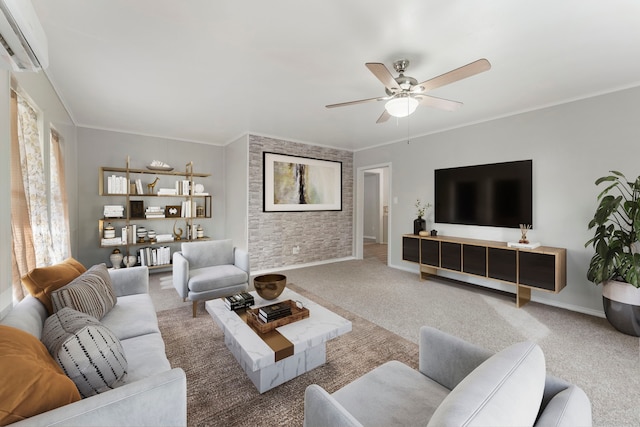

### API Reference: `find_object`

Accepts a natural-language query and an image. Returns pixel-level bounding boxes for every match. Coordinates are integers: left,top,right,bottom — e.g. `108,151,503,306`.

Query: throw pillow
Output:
42,308,128,398
427,341,546,427
21,257,87,314
51,263,117,320
0,325,80,426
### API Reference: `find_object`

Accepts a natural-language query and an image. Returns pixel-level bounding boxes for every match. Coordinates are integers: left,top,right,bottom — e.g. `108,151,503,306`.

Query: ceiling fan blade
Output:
417,95,463,111
412,58,491,93
366,62,401,91
376,109,391,124
325,96,386,109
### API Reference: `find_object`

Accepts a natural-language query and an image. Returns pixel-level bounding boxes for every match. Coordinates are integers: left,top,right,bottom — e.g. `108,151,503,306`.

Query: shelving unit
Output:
402,234,566,307
99,157,212,269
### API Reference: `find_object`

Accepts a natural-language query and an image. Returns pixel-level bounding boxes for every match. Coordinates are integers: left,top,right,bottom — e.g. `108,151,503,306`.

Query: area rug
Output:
157,284,419,427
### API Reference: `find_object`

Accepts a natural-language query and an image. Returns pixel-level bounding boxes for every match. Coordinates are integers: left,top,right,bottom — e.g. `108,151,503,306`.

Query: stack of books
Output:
145,206,165,218
103,205,124,218
157,188,178,196
258,302,291,323
155,233,174,243
224,293,255,311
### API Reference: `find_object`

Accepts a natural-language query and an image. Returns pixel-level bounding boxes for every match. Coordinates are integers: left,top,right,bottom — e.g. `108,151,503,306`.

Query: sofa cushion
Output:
120,333,171,383
42,308,128,398
182,239,234,269
0,325,80,426
427,341,545,427
21,257,87,314
188,265,248,292
100,293,160,340
51,263,117,320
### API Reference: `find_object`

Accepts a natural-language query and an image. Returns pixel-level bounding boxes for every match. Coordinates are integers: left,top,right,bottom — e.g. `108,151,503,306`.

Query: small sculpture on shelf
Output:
110,248,123,269
519,224,531,244
173,220,183,241
147,177,160,194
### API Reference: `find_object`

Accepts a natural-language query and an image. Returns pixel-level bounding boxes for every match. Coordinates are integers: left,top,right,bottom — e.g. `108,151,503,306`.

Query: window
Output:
10,90,70,301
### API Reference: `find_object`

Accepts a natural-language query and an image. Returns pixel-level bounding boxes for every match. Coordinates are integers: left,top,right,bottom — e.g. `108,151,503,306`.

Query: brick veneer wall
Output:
248,135,353,271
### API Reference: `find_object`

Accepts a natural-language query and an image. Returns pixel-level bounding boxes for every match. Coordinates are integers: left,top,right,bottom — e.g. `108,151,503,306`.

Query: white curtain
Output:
49,131,70,263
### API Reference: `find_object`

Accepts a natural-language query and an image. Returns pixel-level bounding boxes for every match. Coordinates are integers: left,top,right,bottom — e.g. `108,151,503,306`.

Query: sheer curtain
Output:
10,91,69,301
49,131,71,263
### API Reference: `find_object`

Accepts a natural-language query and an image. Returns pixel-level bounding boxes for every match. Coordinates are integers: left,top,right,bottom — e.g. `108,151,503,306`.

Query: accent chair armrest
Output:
303,384,363,427
172,251,189,300
12,368,187,427
234,248,250,275
108,266,149,297
535,384,592,427
419,326,493,390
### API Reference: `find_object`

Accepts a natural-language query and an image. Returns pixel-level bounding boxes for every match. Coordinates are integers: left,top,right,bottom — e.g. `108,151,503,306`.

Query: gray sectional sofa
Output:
304,326,592,427
0,266,186,426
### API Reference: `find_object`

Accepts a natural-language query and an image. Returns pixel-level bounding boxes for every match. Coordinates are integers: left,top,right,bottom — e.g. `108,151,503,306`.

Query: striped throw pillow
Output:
42,308,128,398
51,263,117,320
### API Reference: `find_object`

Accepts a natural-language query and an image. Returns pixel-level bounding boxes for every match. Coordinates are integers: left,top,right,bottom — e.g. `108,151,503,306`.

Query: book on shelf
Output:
157,188,178,195
107,175,128,194
101,237,122,246
135,179,143,195
103,205,124,218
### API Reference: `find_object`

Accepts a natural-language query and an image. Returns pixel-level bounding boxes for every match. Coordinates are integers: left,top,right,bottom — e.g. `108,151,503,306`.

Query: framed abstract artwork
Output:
263,152,342,212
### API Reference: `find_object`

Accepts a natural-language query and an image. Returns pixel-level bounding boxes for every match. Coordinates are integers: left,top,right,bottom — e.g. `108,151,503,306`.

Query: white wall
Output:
354,86,640,316
224,134,249,251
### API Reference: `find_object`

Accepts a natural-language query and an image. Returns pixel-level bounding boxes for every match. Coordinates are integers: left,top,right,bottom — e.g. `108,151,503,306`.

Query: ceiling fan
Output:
326,58,491,123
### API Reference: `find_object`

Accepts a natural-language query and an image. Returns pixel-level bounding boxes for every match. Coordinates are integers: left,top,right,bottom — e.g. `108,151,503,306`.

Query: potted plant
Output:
585,171,640,336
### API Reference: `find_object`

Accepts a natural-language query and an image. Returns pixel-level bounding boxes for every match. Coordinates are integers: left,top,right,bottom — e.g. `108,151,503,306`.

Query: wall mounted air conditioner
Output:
0,0,47,71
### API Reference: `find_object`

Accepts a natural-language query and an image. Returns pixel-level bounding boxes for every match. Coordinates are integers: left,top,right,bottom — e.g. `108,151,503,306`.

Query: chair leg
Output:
192,301,198,318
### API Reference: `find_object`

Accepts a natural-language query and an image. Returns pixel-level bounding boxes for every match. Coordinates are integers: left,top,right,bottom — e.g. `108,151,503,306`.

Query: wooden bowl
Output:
254,274,287,300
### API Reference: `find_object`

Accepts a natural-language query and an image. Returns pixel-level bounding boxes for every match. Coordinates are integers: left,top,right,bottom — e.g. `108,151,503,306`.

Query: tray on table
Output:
246,300,309,333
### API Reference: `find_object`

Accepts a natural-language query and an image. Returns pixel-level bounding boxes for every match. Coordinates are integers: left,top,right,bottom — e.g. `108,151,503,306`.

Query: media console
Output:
402,234,566,307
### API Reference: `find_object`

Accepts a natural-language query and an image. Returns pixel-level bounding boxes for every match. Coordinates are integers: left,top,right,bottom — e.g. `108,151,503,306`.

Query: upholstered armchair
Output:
173,239,249,317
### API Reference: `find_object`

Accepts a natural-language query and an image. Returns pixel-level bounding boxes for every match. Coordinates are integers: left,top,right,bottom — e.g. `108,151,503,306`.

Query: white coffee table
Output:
205,288,352,393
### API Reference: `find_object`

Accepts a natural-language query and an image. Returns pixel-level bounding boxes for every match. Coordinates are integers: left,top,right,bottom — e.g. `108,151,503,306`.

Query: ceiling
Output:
30,0,640,151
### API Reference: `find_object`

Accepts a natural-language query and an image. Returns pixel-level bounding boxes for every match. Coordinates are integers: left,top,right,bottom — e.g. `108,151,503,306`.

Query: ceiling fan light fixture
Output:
385,96,419,118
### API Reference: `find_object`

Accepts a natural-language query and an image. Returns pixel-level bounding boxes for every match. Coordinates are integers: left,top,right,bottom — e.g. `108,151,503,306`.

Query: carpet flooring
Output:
150,259,640,427
156,284,418,426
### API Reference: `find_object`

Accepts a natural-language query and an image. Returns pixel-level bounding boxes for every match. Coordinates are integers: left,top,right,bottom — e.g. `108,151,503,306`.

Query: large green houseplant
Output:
585,171,640,336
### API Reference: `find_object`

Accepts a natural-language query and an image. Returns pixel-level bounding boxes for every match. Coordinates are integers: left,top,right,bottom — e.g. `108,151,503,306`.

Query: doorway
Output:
356,164,391,264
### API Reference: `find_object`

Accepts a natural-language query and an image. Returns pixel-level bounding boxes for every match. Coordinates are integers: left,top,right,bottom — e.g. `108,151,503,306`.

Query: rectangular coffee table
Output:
205,288,351,393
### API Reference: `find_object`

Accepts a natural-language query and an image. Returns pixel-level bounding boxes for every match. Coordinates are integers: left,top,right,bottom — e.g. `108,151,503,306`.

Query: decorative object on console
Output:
519,223,531,244
418,230,429,237
585,171,640,336
413,199,431,235
431,230,438,236
254,274,287,300
109,248,123,269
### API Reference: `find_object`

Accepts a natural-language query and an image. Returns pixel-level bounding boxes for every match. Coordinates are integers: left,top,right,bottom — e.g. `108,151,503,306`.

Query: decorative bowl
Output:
254,274,287,300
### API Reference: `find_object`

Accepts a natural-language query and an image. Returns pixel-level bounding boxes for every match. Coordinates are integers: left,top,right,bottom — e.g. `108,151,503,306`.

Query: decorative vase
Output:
137,227,147,243
413,217,426,235
124,255,137,268
103,223,115,239
110,249,123,269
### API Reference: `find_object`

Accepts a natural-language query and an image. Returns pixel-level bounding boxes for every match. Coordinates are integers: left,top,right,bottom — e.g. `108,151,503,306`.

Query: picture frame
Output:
165,205,182,218
263,152,342,212
129,200,144,219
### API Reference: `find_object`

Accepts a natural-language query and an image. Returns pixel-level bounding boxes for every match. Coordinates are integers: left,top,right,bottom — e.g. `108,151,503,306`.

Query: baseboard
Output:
252,256,356,277
388,261,605,319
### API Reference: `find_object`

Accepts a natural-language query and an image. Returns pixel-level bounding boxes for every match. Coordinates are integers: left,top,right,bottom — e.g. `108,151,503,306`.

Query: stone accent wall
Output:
248,135,353,271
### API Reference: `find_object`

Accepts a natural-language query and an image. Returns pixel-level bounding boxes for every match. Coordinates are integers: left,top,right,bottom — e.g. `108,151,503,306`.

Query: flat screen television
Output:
434,160,532,229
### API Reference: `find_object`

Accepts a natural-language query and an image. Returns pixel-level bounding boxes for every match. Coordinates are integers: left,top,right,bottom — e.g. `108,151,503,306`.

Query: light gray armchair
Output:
173,239,249,317
304,326,592,427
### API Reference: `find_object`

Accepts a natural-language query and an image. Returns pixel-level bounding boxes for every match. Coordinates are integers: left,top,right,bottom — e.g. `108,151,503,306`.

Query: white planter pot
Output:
602,279,640,336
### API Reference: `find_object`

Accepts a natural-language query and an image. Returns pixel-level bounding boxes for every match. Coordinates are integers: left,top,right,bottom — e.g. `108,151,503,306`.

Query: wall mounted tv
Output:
434,160,532,229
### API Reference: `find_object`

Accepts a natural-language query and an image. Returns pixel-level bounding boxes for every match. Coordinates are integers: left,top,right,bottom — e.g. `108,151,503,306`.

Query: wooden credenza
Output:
402,234,566,307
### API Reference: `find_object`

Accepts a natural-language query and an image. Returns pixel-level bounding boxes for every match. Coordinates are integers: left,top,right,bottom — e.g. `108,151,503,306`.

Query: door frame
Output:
355,162,392,261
